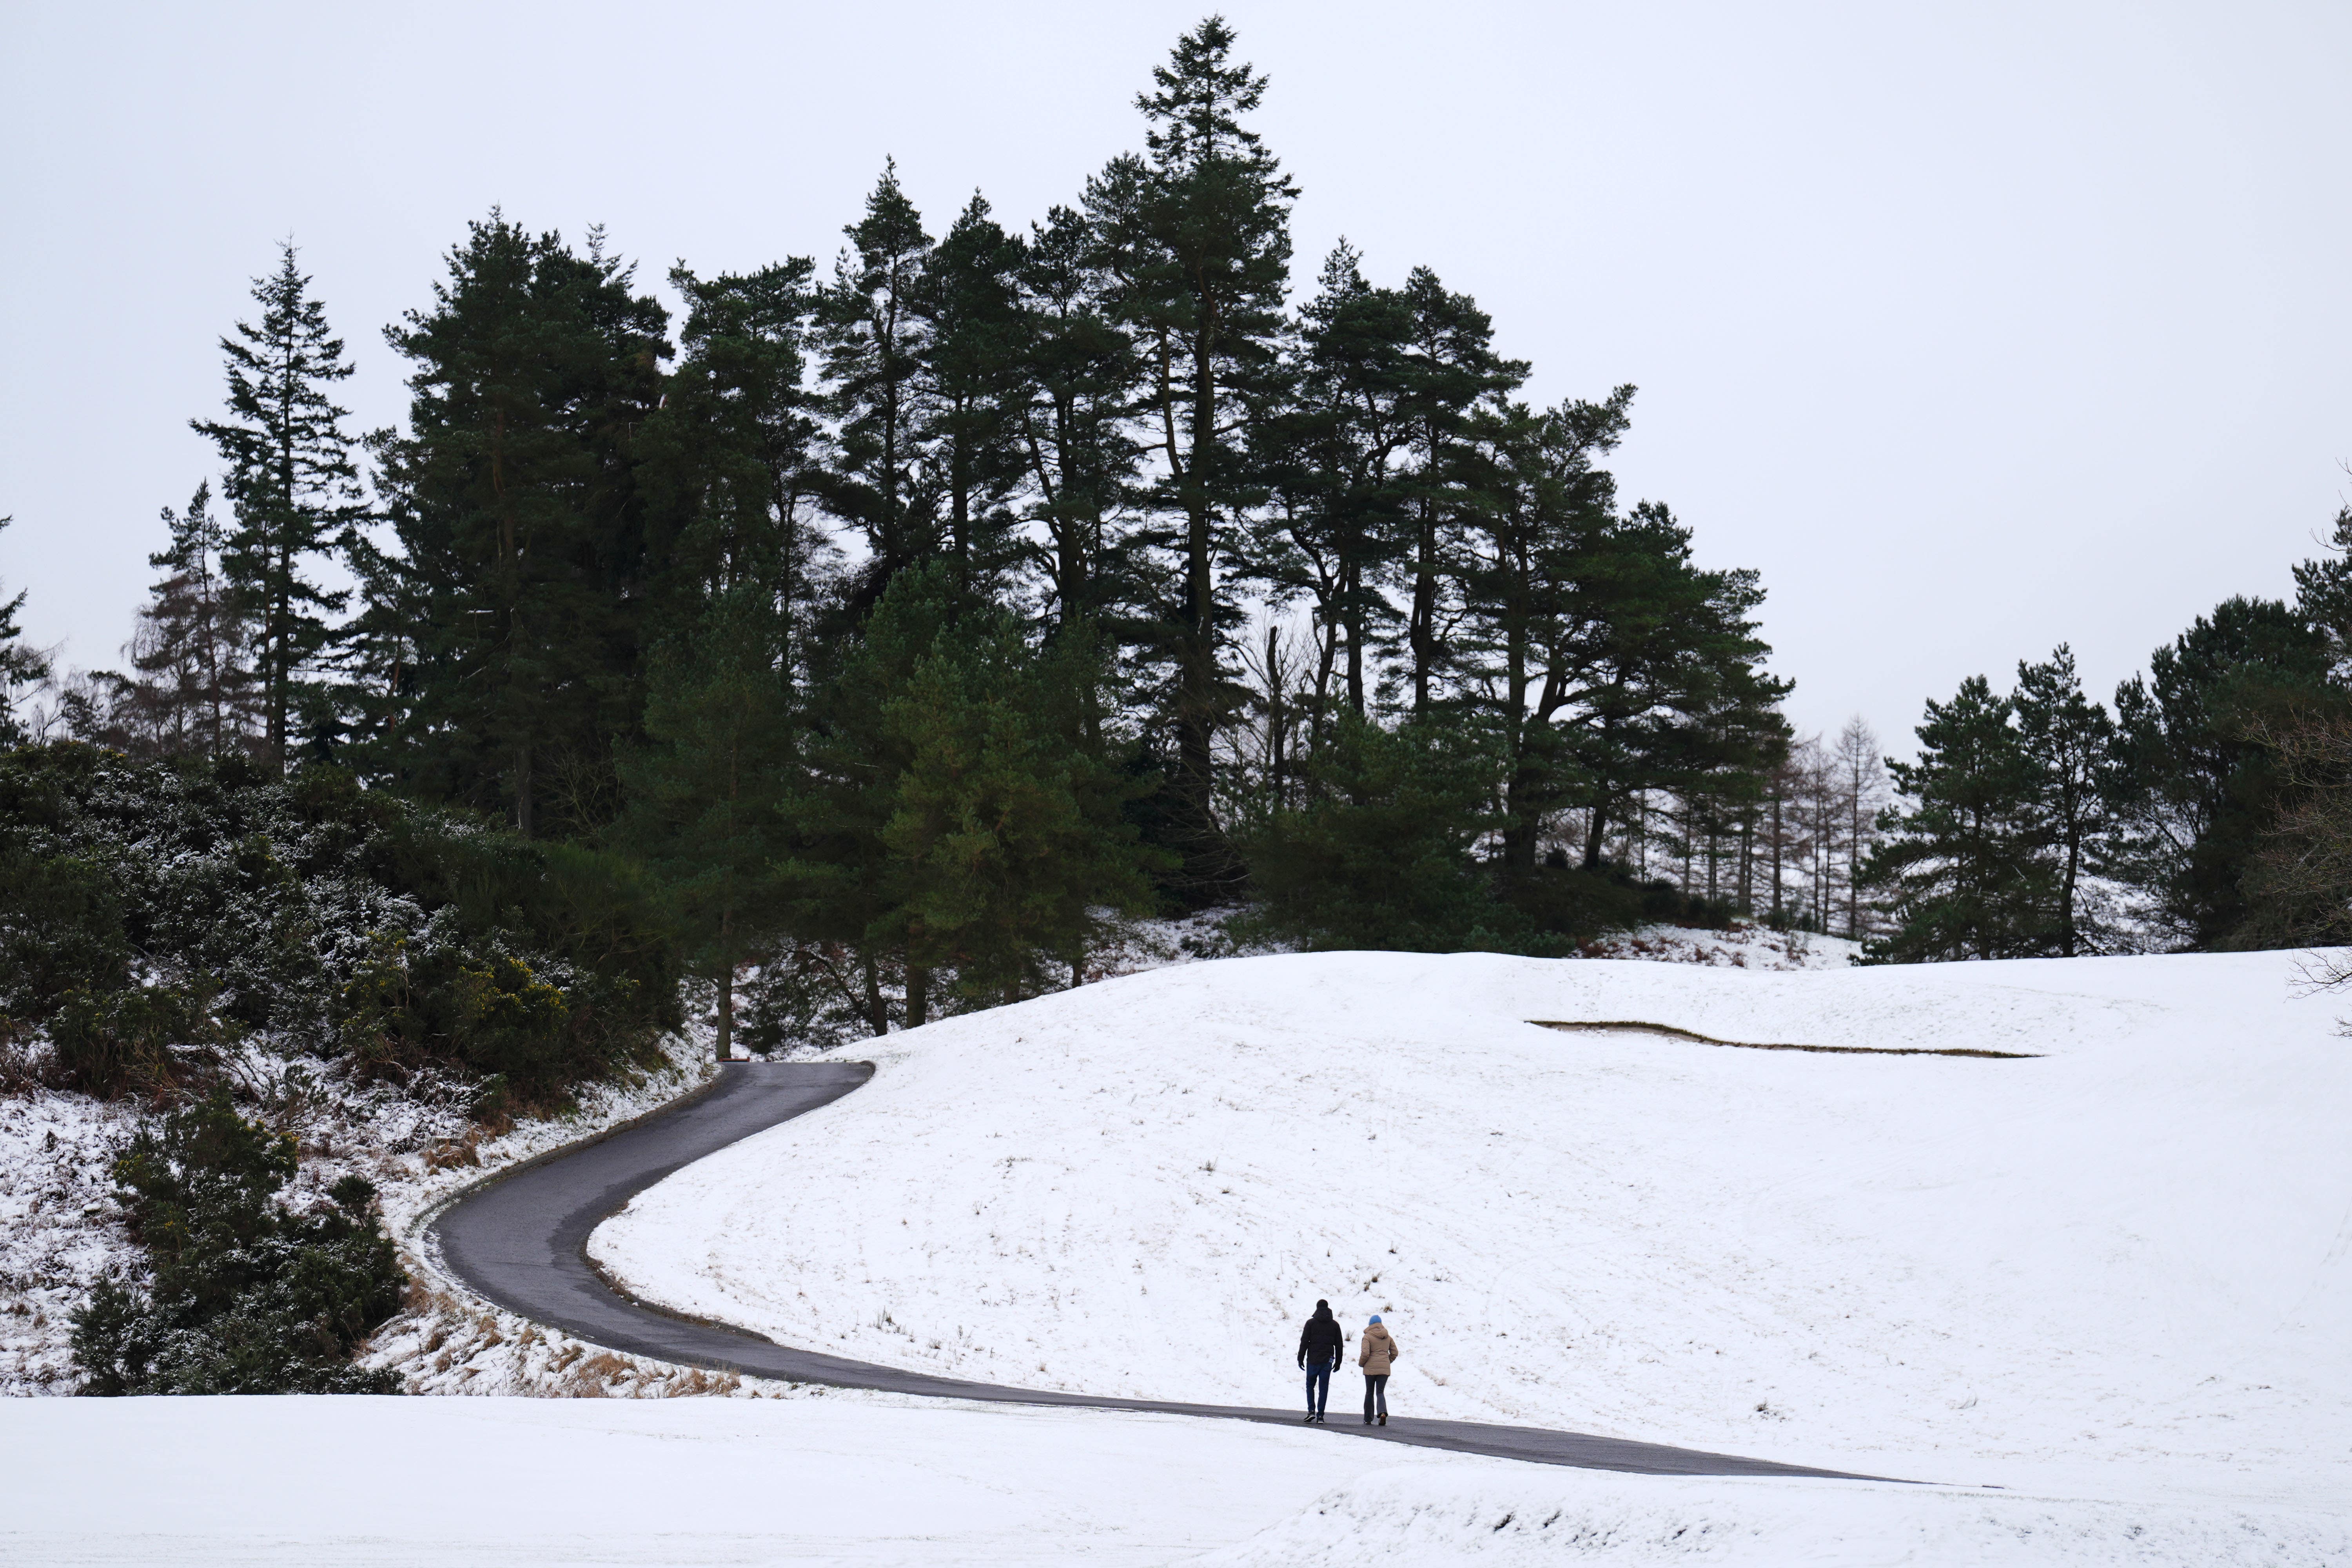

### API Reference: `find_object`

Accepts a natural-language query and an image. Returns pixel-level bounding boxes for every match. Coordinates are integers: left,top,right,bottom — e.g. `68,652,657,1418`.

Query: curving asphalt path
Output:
429,1062,1891,1481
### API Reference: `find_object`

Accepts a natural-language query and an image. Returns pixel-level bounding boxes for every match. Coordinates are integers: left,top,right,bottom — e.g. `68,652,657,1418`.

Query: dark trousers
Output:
1304,1361,1332,1414
1363,1373,1388,1421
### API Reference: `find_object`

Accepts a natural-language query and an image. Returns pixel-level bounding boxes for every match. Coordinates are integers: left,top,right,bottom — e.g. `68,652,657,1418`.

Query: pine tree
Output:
119,483,257,756
628,258,827,1060
820,163,938,600
1012,205,1143,637
1397,268,1526,713
917,193,1028,596
1252,243,1414,720
2011,646,2114,955
877,612,1161,1005
2107,597,2336,946
1090,17,1297,894
376,215,671,838
622,585,797,1062
1861,676,2049,961
0,517,50,745
191,243,364,770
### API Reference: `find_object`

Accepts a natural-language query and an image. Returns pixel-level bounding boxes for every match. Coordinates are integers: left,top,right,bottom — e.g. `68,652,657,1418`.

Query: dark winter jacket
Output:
1298,1307,1344,1367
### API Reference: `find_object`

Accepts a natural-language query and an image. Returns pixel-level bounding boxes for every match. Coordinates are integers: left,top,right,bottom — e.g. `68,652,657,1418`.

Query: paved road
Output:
431,1062,1889,1480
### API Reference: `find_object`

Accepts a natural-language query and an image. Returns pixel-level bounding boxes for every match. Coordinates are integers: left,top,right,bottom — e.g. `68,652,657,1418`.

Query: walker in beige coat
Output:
1358,1318,1400,1425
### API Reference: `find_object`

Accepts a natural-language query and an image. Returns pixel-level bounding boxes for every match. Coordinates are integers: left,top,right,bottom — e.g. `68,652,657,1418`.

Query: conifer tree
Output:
1252,243,1415,720
2011,645,2114,955
820,163,938,599
628,259,826,1058
120,483,256,756
917,194,1027,595
1013,205,1143,637
1861,676,2049,961
192,243,364,770
0,517,49,745
621,585,797,1061
1397,268,1526,713
376,215,670,837
1090,16,1297,893
1448,389,1630,869
2106,597,2336,946
877,612,1160,1004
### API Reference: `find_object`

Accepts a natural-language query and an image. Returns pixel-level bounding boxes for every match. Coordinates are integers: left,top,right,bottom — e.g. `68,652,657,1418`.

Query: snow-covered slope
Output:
592,949,2352,1511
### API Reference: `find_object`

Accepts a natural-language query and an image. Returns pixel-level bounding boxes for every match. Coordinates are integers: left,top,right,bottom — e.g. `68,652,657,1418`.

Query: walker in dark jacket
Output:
1296,1299,1343,1422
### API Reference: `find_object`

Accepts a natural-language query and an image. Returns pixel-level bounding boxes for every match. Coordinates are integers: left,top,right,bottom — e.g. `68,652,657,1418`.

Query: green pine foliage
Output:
2105,597,2339,947
1861,675,2051,962
370,216,671,839
71,1087,405,1395
0,517,49,747
191,244,365,770
1091,16,1299,895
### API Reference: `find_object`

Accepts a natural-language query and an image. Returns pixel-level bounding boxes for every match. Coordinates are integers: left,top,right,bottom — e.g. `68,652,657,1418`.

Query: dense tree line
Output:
1,20,1815,1053
4,19,2346,1032
1861,517,2352,962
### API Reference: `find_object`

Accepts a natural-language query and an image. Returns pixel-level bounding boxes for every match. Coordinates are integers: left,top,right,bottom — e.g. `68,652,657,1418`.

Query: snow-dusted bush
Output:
0,742,680,1109
71,1087,405,1394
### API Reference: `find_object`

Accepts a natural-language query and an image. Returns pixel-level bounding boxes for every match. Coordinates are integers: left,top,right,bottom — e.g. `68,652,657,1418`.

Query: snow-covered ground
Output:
590,947,2352,1555
0,1392,1379,1565
4,1394,2340,1567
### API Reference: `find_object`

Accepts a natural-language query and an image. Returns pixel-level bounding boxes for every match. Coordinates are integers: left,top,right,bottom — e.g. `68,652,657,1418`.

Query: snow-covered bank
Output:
0,1034,716,1396
592,948,2352,1512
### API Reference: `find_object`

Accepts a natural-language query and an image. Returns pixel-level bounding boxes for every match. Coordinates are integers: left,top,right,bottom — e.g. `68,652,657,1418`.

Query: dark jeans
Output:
1304,1360,1332,1414
1363,1373,1388,1421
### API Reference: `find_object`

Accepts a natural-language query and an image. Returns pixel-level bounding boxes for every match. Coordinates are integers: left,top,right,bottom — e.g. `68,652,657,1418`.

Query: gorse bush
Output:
0,742,679,1108
71,1087,406,1395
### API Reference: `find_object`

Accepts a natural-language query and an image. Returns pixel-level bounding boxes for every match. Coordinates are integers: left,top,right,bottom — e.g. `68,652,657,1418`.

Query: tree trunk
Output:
905,964,930,1030
515,743,534,839
862,955,889,1038
715,967,735,1064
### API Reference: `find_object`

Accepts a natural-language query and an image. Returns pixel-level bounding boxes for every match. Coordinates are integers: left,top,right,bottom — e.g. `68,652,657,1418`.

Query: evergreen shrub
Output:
0,742,679,1109
71,1087,405,1395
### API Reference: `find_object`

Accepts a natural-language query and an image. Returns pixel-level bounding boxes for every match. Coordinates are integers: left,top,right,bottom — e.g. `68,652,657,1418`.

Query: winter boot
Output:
1378,1413,1387,1426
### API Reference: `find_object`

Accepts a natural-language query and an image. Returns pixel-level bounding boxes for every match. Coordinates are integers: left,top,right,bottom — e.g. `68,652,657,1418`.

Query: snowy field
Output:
589,947,2352,1557
0,1392,1377,1565
1,1393,2339,1567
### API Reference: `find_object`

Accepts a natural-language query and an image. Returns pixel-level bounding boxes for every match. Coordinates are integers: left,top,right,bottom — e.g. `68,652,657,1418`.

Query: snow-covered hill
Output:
592,949,2351,1516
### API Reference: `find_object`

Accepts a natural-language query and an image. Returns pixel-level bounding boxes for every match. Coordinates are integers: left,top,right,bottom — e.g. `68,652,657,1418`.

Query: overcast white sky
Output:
4,0,2347,748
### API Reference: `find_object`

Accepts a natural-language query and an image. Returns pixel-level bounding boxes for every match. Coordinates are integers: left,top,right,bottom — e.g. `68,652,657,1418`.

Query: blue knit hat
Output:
1369,1314,1383,1324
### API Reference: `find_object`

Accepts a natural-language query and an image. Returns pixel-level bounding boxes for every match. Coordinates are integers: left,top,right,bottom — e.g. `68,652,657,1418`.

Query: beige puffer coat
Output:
1357,1322,1400,1376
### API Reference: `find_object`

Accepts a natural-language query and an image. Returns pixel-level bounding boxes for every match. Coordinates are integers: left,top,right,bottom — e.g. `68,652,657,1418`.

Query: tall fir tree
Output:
1090,16,1297,895
374,215,670,837
192,243,364,770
